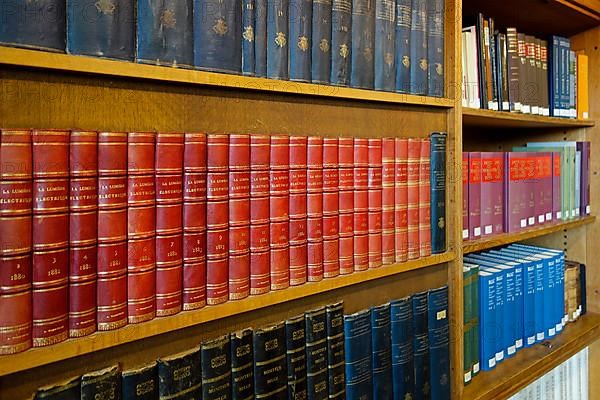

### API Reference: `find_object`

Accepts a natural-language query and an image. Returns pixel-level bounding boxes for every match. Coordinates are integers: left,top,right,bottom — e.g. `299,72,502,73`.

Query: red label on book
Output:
33,178,69,214
183,172,207,201
207,134,229,172
469,158,482,183
206,228,229,259
322,215,339,239
156,175,183,203
250,224,270,251
98,176,127,209
229,134,250,171
127,175,154,206
382,209,395,230
289,218,307,244
354,167,368,189
127,132,155,175
270,221,289,247
289,169,307,192
307,169,323,192
230,225,250,254
508,158,528,181
553,153,561,177
338,168,354,190
323,169,338,191
354,212,368,234
270,136,290,169
184,132,207,172
535,156,552,179
97,242,127,276
289,136,308,168
250,170,270,196
323,138,338,168
156,233,183,267
482,157,503,183
368,210,383,232
69,245,96,280
127,237,155,271
368,167,383,188
339,213,353,235
32,248,68,287
269,170,289,194
307,217,323,240
0,253,31,294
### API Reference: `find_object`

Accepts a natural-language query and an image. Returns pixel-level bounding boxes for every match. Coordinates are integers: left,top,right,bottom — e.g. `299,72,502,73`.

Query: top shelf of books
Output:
462,108,595,129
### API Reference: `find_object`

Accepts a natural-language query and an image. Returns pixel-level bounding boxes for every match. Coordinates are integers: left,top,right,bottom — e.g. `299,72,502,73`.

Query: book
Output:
368,138,383,268
409,0,427,94
394,138,409,262
371,303,392,399
381,138,396,264
374,0,396,91
478,269,496,371
305,307,329,399
312,0,333,84
157,347,203,399
81,365,121,400
322,138,340,277
344,309,372,400
407,138,420,259
338,138,354,274
230,329,254,400
505,28,521,111
463,264,472,383
255,0,268,76
35,377,80,400
468,152,481,239
242,0,256,75
428,286,450,400
426,0,444,97
418,139,431,258
121,363,158,400
330,0,352,86
353,138,368,271
577,53,589,119
430,133,446,254
307,137,325,278
285,315,308,400
201,335,231,400
253,322,288,399
480,152,503,236
326,302,345,399
0,0,65,51
270,135,290,289
412,291,430,400
289,136,308,284
462,153,469,239
350,0,375,89
289,0,312,82
395,0,411,93
267,0,290,79
390,297,415,399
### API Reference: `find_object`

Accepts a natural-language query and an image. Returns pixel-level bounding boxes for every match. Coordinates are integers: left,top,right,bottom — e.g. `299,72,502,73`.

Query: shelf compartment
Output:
463,312,600,400
462,108,595,129
463,216,596,254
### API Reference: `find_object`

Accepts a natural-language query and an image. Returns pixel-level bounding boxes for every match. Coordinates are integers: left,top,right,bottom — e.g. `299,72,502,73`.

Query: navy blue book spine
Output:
390,297,414,400
231,329,255,400
330,0,352,85
430,132,446,254
267,0,290,79
350,0,375,89
254,323,288,400
412,291,430,400
371,303,393,400
312,0,333,83
35,377,80,400
201,335,231,400
242,0,256,75
285,315,307,400
194,0,242,73
548,36,560,117
305,307,329,400
344,309,372,400
121,363,158,400
374,0,396,91
394,0,411,92
255,0,268,76
67,0,135,60
427,286,450,400
426,0,443,96
326,302,346,399
137,0,194,67
289,0,312,81
81,366,122,400
0,0,65,51
408,0,427,94
157,348,202,400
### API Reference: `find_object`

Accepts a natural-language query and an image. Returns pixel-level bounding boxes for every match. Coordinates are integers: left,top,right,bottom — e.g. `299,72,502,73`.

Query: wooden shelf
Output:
463,216,596,254
0,251,454,377
0,46,454,109
462,108,595,129
463,312,600,400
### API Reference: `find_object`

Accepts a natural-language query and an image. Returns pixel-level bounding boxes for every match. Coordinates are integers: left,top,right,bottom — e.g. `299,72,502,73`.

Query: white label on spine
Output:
586,205,591,214
463,229,469,239
528,216,535,225
557,211,562,219
528,336,535,345
464,372,472,383
488,358,496,368
546,212,552,221
473,363,480,374
503,101,510,110
474,227,481,236
522,105,531,114
549,327,556,336
496,351,504,362
538,215,545,223
583,112,589,119
508,345,516,355
516,339,523,348
537,332,544,341
437,310,447,320
484,225,492,234
520,219,527,228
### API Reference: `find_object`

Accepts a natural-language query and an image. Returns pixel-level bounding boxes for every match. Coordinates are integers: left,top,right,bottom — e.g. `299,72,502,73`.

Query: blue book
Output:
427,286,450,400
394,0,411,92
371,303,392,399
137,0,193,67
289,0,312,81
350,0,375,89
255,0,268,76
426,0,443,97
194,0,242,73
408,0,427,94
430,132,446,254
242,0,256,75
374,0,396,91
312,0,332,83
330,0,352,85
412,291,429,400
478,270,496,371
305,307,328,400
67,0,135,60
0,0,65,51
390,297,415,400
344,309,372,400
267,0,290,79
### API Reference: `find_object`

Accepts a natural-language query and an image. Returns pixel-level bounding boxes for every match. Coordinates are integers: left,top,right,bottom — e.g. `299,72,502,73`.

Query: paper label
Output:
473,363,480,374
531,106,539,114
565,210,570,218
489,358,496,368
508,345,516,355
549,327,556,336
516,339,523,348
474,227,481,236
515,102,522,111
557,211,562,219
484,225,492,234
464,372,472,383
586,205,591,214
520,219,527,228
463,229,469,239
583,112,589,119
538,215,545,223
503,101,510,110
496,351,504,362
537,332,544,341
437,310,447,320
522,105,531,114
528,216,535,225
527,336,535,345
575,208,580,216
546,212,552,221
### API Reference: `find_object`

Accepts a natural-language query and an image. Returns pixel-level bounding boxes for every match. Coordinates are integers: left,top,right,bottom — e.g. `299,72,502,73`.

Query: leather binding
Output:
412,291,430,400
32,129,69,345
127,132,156,324
289,136,308,286
121,362,158,400
418,138,431,257
307,137,324,282
305,307,329,400
394,138,409,263
353,138,369,271
407,138,421,260
157,347,202,399
230,328,254,400
390,297,415,400
323,138,339,278
427,286,450,400
80,365,121,400
343,309,372,399
0,129,33,354
34,376,80,400
430,133,446,254
285,315,308,400
368,138,383,268
201,335,231,400
371,302,393,399
183,132,207,310
253,322,288,399
381,138,396,264
338,137,354,275
69,131,98,337
270,135,290,290
326,302,345,399
250,134,270,295
155,133,184,314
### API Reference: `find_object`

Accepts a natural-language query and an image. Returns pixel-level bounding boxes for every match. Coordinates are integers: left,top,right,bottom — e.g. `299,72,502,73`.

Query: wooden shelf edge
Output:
463,312,600,400
462,107,595,128
0,251,454,377
463,216,596,254
0,46,454,108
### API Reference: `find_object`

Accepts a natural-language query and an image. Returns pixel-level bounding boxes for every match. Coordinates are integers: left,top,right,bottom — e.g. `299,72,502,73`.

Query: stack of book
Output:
461,13,590,119
463,141,591,241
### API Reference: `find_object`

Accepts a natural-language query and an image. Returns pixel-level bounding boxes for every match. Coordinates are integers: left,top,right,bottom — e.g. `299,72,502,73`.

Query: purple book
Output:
480,153,504,236
552,152,562,221
468,152,481,239
534,152,553,225
523,153,537,227
577,142,590,215
463,153,469,239
504,152,529,233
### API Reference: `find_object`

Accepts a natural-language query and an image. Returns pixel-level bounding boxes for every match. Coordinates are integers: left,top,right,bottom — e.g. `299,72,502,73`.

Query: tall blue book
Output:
428,286,450,400
394,0,411,92
289,0,312,81
305,307,329,400
426,0,444,96
326,302,346,399
201,335,231,400
330,0,352,85
194,0,242,73
478,270,497,371
137,0,194,67
254,323,288,400
312,0,332,83
0,0,65,51
121,363,158,400
409,0,427,94
267,0,290,79
285,315,308,400
390,297,415,400
242,0,256,75
374,0,396,91
350,0,375,89
344,309,372,400
67,0,135,60
371,303,392,399
430,132,446,254
412,291,430,400
255,0,268,76
231,329,255,400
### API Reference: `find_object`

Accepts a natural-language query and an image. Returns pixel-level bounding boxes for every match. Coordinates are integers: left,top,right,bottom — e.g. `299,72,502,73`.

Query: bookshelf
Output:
463,107,596,129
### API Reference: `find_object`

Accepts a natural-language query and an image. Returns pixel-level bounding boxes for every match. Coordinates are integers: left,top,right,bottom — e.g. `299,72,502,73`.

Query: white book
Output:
462,32,469,108
464,26,481,109
582,348,589,400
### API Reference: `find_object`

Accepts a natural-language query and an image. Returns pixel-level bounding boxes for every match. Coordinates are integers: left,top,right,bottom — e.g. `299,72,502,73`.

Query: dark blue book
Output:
426,0,443,96
254,323,288,400
35,377,80,400
137,0,193,67
548,36,560,117
201,335,231,400
267,0,290,79
194,0,242,73
390,297,414,400
430,132,446,254
157,348,202,400
344,309,372,400
81,365,122,400
312,0,332,83
350,0,375,89
255,0,268,76
427,286,450,400
67,0,135,60
121,363,158,400
326,302,346,399
285,315,307,400
330,0,352,85
289,0,312,81
408,0,427,94
411,291,430,400
394,0,411,92
305,307,329,400
371,303,392,399
0,0,65,51
374,0,396,91
242,0,256,75
231,329,254,400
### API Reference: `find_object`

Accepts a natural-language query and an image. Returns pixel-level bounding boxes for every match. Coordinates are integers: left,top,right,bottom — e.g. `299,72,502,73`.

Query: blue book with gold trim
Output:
390,297,414,400
350,0,375,89
344,309,372,400
394,0,411,92
242,0,256,75
267,0,290,79
428,286,450,400
408,0,427,94
312,0,332,83
426,0,444,96
289,0,312,81
330,0,352,86
374,0,396,91
371,303,392,399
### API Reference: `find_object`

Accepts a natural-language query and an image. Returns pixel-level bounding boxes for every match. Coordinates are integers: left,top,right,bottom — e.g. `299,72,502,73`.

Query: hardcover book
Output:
426,0,444,97
312,0,333,83
381,138,396,264
254,322,288,399
407,138,420,259
390,297,415,400
285,315,308,400
270,135,290,289
330,0,352,86
81,365,121,400
338,138,354,274
368,138,383,268
255,0,268,76
0,0,65,51
250,135,270,295
418,138,431,257
409,0,427,94
267,0,290,79
350,0,375,89
430,132,446,254
353,138,369,271
122,363,158,400
201,335,231,400
468,152,481,239
34,377,80,400
412,291,430,400
305,307,329,399
326,302,345,399
371,303,393,399
462,153,468,239
480,152,503,236
289,0,312,82
395,138,409,262
242,0,256,75
374,0,396,91
344,309,372,400
394,0,411,92
157,347,203,400
231,329,254,400
428,286,450,400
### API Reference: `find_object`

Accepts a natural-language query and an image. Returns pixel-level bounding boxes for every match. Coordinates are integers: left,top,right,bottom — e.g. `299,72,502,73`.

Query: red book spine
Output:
69,131,98,337
250,134,270,295
381,138,395,265
127,132,156,324
338,137,354,275
395,139,408,262
307,137,323,281
289,136,307,286
418,139,431,257
353,138,368,271
229,134,250,300
0,129,33,354
32,129,70,345
323,138,339,278
407,138,421,260
270,135,289,290
97,132,128,331
368,139,383,269
155,133,184,313
183,132,207,310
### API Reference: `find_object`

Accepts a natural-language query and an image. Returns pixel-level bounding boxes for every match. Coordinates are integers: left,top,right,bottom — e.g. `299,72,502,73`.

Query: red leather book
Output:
289,216,307,285
250,223,270,294
270,135,289,290
406,138,421,260
0,129,32,354
127,132,156,324
338,137,353,275
381,138,395,265
69,130,98,337
155,133,184,314
289,136,308,285
353,138,368,271
250,135,270,295
306,137,323,281
368,138,382,269
323,138,339,277
418,139,431,258
395,139,408,262
32,129,69,345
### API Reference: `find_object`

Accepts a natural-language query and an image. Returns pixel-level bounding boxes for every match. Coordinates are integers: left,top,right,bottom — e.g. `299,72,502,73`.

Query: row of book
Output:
461,13,590,119
508,348,589,400
462,244,587,382
33,288,450,400
0,129,447,354
0,0,445,95
462,141,591,240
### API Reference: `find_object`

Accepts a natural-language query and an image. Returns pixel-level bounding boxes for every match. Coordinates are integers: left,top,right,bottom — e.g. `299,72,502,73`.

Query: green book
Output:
463,264,472,384
464,262,480,376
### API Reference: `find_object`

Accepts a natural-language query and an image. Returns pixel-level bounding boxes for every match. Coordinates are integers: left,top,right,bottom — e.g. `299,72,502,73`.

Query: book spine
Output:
390,297,415,400
463,266,472,384
305,307,329,399
353,138,369,270
350,0,375,89
488,19,498,110
253,322,288,398
289,0,312,82
201,335,232,400
374,0,396,91
368,139,383,268
577,54,589,119
549,36,560,116
157,348,202,399
570,50,576,118
560,37,570,117
394,0,411,93
475,14,488,108
428,286,450,400
540,153,553,223
338,138,354,274
267,0,290,79
534,38,543,114
231,329,255,400
418,138,431,257
121,363,158,400
499,34,510,111
381,138,395,264
242,0,256,75
326,302,345,399
409,0,427,94
478,270,496,370
371,303,393,399
412,291,430,400
426,0,444,97
462,153,468,239
270,135,290,289
541,40,549,116
344,309,372,400
323,139,339,278
0,0,65,51
525,154,536,227
285,315,308,400
506,28,521,111
331,0,352,86
250,135,270,294
255,0,268,77
407,138,420,259
394,138,408,262
80,365,122,400
480,153,503,236
471,266,480,375
312,0,333,84
468,152,481,238
289,136,308,285
580,142,590,215
308,137,325,279
430,133,446,254
517,33,529,113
